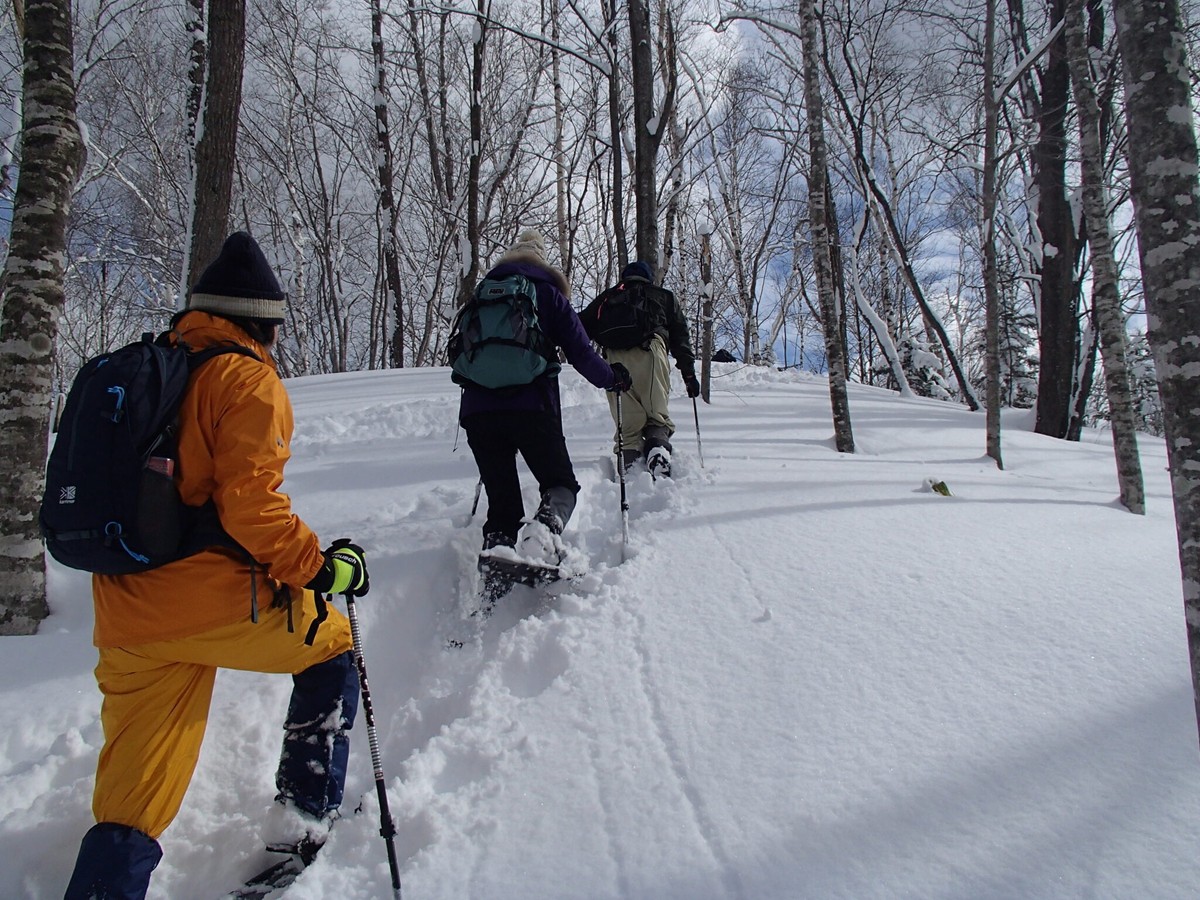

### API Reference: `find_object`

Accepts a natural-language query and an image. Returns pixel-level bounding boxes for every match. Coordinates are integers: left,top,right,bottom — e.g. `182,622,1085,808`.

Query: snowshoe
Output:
481,554,563,590
227,834,324,899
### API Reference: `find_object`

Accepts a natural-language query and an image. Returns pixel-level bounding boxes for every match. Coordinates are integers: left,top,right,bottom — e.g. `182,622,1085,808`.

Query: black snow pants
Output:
464,410,580,546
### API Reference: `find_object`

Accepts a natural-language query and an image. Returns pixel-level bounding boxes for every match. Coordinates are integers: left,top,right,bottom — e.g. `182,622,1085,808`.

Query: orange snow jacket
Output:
91,312,326,648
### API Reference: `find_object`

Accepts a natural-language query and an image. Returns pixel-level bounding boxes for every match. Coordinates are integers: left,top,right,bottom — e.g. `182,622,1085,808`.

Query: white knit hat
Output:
508,228,547,264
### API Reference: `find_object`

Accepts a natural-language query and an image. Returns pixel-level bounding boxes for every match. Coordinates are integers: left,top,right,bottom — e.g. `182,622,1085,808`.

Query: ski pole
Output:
692,396,705,468
615,392,629,560
344,590,403,898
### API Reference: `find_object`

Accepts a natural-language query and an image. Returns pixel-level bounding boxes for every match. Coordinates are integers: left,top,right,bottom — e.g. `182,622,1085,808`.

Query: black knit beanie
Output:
189,232,287,324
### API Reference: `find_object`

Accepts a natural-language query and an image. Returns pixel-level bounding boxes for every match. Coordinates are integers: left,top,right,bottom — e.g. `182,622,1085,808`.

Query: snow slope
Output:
3,363,1198,899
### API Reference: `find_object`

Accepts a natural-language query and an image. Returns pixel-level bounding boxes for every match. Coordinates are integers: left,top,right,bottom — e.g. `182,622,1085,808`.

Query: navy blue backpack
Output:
580,280,660,351
40,332,259,574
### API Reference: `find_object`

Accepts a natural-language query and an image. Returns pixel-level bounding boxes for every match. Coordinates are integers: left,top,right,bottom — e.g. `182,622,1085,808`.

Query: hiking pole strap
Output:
345,593,403,897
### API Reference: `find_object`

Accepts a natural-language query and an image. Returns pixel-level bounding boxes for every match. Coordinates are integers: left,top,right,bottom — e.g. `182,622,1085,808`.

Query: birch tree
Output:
371,0,405,367
1064,0,1143,513
604,0,629,268
983,0,1004,467
0,0,85,634
698,219,714,400
457,0,488,308
799,0,854,452
1110,0,1200,738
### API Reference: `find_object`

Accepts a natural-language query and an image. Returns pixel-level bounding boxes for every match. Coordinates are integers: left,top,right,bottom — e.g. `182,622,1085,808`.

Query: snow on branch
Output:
996,19,1064,104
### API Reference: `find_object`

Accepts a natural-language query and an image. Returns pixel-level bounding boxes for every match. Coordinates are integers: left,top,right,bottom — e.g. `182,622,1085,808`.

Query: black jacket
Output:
580,276,696,377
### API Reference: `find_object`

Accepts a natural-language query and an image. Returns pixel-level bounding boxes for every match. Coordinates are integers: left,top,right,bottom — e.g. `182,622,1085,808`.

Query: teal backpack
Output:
448,275,560,390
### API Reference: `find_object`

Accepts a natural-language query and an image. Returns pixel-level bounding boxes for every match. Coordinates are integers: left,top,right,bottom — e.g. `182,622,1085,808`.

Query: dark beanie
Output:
621,260,654,282
189,232,287,324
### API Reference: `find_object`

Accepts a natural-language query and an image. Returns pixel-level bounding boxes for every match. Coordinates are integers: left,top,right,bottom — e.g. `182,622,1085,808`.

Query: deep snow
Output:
2,363,1198,899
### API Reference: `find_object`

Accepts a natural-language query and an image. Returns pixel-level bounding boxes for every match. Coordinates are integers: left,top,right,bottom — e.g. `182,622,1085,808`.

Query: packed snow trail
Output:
4,364,1200,898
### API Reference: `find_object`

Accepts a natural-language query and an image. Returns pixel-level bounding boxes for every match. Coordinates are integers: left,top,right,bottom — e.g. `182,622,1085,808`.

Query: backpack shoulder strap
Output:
161,328,264,371
187,342,263,369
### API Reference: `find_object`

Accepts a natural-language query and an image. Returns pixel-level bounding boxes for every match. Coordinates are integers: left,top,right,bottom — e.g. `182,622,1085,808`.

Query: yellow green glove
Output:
306,538,370,596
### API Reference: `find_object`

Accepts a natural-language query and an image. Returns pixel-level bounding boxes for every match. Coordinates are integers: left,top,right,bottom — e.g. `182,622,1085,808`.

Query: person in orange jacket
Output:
64,232,371,899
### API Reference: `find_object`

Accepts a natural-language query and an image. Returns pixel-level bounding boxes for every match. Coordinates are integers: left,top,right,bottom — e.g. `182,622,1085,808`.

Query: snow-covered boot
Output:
620,449,643,473
260,800,335,863
478,533,517,607
236,802,333,897
646,446,672,479
516,519,565,568
536,486,575,533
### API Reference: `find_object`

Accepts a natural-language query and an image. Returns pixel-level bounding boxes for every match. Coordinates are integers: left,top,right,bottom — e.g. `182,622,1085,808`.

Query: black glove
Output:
306,538,370,596
684,373,701,398
609,362,633,393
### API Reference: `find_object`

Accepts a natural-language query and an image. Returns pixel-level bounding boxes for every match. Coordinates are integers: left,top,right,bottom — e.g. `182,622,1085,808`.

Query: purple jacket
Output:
458,259,614,421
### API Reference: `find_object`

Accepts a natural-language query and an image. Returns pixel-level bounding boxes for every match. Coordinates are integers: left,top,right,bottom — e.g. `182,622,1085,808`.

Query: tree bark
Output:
983,0,1004,468
0,0,84,634
1020,0,1084,440
551,0,571,275
1111,0,1200,740
180,0,206,306
457,0,487,309
627,0,675,268
699,224,714,402
187,0,245,286
628,0,657,266
370,0,405,368
1064,0,1144,513
605,0,629,270
799,0,853,453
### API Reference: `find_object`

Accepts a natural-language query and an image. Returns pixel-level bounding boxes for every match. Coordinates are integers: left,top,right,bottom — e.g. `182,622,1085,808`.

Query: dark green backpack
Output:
448,275,560,389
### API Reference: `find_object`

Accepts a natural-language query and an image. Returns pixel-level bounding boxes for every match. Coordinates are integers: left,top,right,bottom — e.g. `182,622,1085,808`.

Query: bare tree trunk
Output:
1110,0,1200,739
628,0,657,266
370,0,405,368
1013,0,1084,440
457,0,486,308
799,0,853,453
604,0,628,269
0,0,84,634
288,211,310,376
699,223,714,402
627,0,675,268
187,0,245,284
1065,0,1144,513
983,0,1004,468
551,0,571,275
180,0,206,306
660,101,684,282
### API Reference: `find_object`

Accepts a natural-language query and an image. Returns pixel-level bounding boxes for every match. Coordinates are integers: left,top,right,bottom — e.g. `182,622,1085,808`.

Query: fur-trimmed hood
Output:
491,246,572,299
